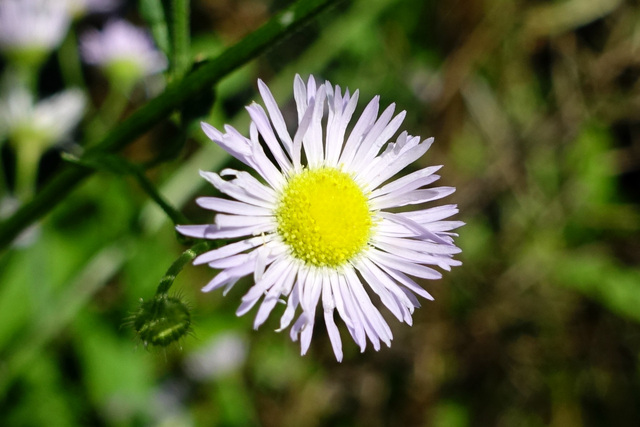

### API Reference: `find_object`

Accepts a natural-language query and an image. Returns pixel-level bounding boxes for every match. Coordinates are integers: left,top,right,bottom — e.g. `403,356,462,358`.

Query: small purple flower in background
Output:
0,0,71,65
80,20,167,87
178,75,463,361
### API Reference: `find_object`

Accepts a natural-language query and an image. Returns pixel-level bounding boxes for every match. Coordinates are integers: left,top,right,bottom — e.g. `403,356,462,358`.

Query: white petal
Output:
278,266,308,331
306,75,317,103
339,95,379,168
292,95,315,168
373,234,462,255
215,214,275,228
343,266,392,347
422,221,466,232
196,197,272,216
237,257,290,316
354,258,405,322
253,260,297,329
293,74,308,121
369,166,442,199
176,223,273,239
201,261,255,292
323,274,343,362
221,169,278,202
258,79,294,157
365,137,434,190
351,105,406,173
359,257,416,310
368,249,442,280
277,281,300,331
401,204,459,222
378,264,434,301
377,212,452,245
303,85,327,167
246,103,292,172
370,187,456,210
373,240,460,270
333,272,365,351
326,89,359,167
246,124,287,190
289,313,307,343
193,236,265,265
199,171,274,209
207,253,250,269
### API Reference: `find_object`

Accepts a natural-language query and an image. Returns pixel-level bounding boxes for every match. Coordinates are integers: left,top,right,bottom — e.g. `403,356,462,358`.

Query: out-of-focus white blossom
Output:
184,333,248,380
80,20,167,86
0,86,86,148
0,0,70,64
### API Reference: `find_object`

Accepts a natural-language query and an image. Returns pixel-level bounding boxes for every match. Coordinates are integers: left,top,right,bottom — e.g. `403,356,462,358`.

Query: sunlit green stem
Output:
140,0,170,55
86,86,133,144
126,162,189,226
171,0,191,79
13,139,42,201
156,240,218,295
58,27,86,88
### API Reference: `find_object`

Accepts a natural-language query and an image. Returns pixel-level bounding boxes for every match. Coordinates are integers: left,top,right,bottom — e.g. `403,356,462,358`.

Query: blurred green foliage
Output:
1,0,640,426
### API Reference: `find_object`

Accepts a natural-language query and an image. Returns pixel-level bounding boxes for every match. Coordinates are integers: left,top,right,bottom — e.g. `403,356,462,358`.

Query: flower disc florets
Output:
276,167,372,267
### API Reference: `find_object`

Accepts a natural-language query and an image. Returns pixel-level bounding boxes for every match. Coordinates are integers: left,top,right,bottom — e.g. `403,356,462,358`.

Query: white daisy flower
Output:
80,20,167,85
177,75,463,361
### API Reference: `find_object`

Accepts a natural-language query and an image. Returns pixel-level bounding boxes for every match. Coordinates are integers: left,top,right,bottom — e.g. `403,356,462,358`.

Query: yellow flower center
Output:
276,167,373,267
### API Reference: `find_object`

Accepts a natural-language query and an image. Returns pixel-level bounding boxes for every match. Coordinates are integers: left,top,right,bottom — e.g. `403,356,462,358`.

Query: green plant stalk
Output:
57,27,86,89
13,138,42,202
156,240,218,294
127,163,190,226
0,0,342,251
139,0,170,55
85,86,132,144
171,0,191,79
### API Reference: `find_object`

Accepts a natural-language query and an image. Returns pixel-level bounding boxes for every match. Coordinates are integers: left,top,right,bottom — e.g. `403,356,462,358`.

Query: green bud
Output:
131,293,191,348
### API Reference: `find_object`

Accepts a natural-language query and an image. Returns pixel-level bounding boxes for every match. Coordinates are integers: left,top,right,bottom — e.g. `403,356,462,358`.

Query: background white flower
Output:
80,20,167,85
0,0,70,55
179,75,463,361
0,86,86,147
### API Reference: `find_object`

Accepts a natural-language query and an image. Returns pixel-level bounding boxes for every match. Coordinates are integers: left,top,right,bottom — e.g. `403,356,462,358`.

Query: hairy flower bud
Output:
131,294,191,348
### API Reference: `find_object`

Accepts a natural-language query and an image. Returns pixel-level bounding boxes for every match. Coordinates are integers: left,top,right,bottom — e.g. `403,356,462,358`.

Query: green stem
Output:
58,26,86,89
156,240,218,294
171,0,191,79
86,86,132,144
14,139,42,202
139,0,170,55
0,0,341,251
127,163,189,226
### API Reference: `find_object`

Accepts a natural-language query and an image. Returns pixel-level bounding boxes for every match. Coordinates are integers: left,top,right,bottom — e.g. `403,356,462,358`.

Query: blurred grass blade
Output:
139,0,171,55
171,0,191,79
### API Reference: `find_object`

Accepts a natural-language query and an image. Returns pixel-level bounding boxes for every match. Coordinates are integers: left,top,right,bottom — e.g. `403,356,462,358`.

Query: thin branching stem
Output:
156,240,218,295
